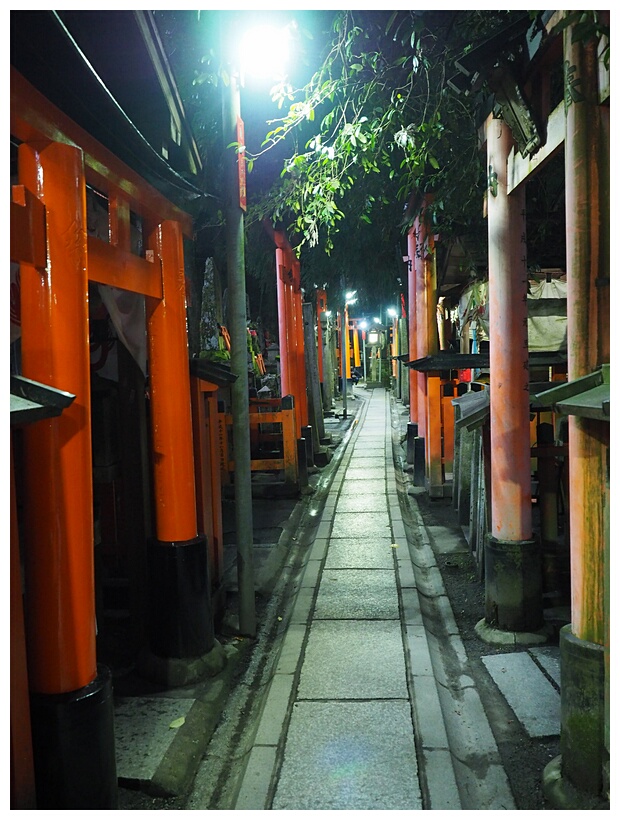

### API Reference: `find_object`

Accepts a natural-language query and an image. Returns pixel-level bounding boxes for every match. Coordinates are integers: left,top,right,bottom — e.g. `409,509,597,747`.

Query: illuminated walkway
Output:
232,387,457,810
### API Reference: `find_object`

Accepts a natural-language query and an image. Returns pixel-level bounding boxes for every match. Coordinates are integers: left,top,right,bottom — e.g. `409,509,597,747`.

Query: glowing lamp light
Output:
368,330,379,345
238,25,291,81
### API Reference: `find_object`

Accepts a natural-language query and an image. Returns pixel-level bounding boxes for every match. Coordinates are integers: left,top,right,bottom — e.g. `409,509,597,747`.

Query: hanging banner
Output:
237,116,247,211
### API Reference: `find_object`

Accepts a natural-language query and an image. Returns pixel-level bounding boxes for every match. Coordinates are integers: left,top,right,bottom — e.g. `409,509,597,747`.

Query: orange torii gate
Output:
11,66,213,808
263,223,309,435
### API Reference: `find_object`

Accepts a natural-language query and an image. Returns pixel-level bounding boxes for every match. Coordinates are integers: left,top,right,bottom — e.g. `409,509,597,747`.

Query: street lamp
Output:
221,18,290,637
238,25,291,81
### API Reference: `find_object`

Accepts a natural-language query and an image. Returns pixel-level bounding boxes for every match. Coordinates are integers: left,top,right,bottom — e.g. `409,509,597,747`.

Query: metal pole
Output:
223,66,256,637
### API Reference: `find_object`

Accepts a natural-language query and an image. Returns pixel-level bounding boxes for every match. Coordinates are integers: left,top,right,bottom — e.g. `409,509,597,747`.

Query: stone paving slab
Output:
337,467,374,480
272,700,422,811
324,537,395,568
338,479,386,495
529,645,561,686
482,652,561,737
313,568,399,619
297,619,408,699
426,524,470,554
234,745,278,810
330,510,391,539
335,493,388,513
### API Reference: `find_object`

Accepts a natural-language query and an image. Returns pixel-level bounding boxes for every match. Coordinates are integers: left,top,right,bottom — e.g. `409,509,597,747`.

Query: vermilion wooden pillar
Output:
544,21,609,804
407,227,418,423
284,275,297,406
422,231,444,496
276,247,290,396
18,140,117,808
484,115,542,633
292,258,309,429
145,220,213,664
19,141,95,697
316,289,328,384
414,216,427,444
147,221,198,543
272,231,308,435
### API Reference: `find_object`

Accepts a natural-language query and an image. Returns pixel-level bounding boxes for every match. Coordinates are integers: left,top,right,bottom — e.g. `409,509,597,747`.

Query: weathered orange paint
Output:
293,282,309,428
272,233,308,434
564,28,607,644
108,191,131,250
414,200,439,486
276,248,290,396
486,116,532,542
19,140,97,694
146,220,198,543
407,227,418,422
284,278,296,405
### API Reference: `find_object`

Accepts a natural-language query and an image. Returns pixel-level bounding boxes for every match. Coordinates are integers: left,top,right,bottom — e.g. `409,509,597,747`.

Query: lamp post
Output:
222,59,255,637
221,18,291,636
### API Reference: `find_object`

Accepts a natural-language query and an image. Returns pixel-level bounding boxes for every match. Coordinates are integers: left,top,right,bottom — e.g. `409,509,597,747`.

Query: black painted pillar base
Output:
552,626,606,798
147,534,214,660
484,535,543,632
29,665,118,809
406,422,418,466
301,424,315,469
297,437,309,489
413,436,425,487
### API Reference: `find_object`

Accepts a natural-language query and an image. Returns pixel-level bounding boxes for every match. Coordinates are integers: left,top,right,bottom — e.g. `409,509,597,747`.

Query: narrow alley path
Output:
204,385,504,811
240,387,428,810
117,385,561,811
